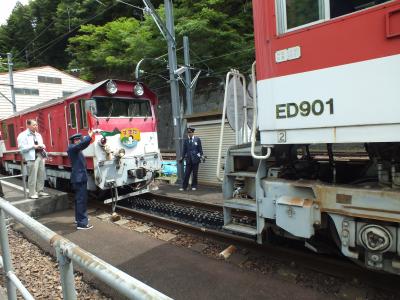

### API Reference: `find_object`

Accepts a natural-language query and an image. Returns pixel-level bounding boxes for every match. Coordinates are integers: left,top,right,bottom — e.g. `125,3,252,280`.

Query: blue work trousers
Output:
182,162,199,189
72,181,88,227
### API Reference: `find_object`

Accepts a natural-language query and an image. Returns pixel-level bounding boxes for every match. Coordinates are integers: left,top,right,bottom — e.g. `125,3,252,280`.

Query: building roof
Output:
0,65,90,84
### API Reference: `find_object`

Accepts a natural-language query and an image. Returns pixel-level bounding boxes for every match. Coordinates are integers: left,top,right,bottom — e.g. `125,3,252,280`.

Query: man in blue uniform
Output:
179,127,204,191
67,130,94,230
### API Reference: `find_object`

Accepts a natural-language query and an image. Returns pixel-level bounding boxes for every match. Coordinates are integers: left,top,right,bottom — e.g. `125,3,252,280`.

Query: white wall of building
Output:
0,66,90,119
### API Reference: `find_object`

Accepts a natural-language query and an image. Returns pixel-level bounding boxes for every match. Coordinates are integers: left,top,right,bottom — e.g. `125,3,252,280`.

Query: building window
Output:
7,124,16,147
63,91,73,97
14,88,39,96
38,76,62,84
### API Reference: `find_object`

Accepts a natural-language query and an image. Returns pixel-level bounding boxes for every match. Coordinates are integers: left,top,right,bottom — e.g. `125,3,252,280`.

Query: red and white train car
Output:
0,79,161,195
222,0,400,275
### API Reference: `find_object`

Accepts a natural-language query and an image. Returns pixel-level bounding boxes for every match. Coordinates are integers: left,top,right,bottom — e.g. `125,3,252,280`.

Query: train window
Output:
69,103,77,129
79,100,87,129
1,122,7,140
94,98,152,118
277,0,391,33
330,0,391,18
7,124,16,147
276,0,328,34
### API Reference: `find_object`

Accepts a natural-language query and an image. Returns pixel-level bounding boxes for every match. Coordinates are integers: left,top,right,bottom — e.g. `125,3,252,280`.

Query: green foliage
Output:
0,0,254,84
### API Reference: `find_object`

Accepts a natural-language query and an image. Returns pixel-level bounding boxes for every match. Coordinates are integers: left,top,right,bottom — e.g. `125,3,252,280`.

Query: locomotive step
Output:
224,198,257,212
229,146,262,156
227,171,257,178
223,222,257,236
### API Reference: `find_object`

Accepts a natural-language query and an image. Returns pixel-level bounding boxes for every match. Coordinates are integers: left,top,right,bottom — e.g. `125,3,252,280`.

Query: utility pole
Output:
7,53,16,113
183,36,193,115
164,0,184,183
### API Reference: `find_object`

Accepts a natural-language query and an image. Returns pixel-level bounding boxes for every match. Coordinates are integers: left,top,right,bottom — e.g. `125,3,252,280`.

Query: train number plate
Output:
277,131,287,143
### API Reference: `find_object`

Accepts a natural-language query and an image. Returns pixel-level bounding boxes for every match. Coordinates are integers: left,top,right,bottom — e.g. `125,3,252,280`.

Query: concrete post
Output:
164,0,184,183
183,36,193,115
7,53,16,113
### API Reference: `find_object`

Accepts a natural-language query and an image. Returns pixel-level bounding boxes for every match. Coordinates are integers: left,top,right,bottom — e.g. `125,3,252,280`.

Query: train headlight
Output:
133,83,144,96
359,225,392,252
106,80,118,95
99,137,107,146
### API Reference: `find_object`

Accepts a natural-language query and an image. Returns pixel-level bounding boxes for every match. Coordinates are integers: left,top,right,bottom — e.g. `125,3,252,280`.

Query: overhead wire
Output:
26,2,118,64
191,47,254,65
15,19,56,59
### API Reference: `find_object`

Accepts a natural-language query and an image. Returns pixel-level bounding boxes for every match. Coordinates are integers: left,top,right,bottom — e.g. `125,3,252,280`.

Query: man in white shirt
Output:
17,119,49,199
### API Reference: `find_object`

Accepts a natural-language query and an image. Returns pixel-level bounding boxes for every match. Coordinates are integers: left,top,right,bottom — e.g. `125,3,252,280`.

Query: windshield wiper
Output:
106,103,114,121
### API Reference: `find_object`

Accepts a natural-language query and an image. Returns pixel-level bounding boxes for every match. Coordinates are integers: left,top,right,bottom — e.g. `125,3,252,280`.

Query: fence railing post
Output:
21,161,27,199
0,208,17,300
55,246,77,300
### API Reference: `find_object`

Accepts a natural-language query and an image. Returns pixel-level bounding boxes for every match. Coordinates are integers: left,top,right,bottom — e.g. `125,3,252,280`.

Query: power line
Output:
27,3,118,64
15,19,56,59
191,47,254,65
189,48,211,71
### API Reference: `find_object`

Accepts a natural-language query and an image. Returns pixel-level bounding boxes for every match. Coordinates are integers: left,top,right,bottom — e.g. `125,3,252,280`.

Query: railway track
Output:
91,193,400,295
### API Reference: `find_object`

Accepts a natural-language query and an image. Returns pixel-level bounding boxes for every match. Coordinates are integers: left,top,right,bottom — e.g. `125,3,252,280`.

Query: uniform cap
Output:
187,127,195,133
69,133,83,141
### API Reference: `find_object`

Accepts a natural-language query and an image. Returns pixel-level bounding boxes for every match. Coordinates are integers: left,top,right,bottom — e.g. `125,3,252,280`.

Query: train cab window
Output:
276,0,391,34
94,98,152,118
79,100,87,129
276,0,328,34
69,103,77,129
330,0,391,18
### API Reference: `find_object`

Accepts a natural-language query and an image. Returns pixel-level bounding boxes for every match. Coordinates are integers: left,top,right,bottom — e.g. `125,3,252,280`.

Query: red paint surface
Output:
253,0,400,80
0,80,158,170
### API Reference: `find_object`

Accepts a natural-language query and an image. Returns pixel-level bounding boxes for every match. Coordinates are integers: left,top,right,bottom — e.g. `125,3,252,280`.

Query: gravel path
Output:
0,228,109,299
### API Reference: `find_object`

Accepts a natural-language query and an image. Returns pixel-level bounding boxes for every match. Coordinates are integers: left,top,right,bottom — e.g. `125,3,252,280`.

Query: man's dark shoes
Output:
77,224,93,230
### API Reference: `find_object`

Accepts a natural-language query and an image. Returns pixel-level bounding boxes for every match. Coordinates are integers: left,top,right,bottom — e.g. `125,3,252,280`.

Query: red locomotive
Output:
220,0,400,275
0,79,161,196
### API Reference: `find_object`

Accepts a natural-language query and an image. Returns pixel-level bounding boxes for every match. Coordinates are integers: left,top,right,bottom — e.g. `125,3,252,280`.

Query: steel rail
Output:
105,196,399,293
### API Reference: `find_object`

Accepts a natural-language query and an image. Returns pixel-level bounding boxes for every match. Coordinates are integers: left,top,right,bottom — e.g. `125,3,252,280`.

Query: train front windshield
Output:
95,97,152,118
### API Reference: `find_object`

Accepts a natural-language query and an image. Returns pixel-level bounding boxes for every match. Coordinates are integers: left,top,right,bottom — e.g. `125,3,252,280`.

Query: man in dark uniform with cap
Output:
67,130,94,229
179,127,204,191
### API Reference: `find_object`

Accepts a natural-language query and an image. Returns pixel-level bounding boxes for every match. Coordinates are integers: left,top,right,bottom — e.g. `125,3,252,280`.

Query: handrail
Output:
0,257,34,300
251,62,272,160
216,71,233,182
216,69,251,182
0,167,27,198
0,198,172,300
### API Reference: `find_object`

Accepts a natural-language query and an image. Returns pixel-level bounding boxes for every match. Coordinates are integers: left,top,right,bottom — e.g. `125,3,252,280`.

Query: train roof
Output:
1,79,156,121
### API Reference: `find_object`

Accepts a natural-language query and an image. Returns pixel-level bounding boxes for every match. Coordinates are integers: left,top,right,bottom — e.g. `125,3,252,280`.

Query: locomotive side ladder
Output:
222,143,267,243
217,65,271,243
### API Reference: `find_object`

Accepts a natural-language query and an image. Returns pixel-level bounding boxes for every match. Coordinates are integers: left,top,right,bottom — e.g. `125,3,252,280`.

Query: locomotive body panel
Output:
0,79,161,191
253,0,400,144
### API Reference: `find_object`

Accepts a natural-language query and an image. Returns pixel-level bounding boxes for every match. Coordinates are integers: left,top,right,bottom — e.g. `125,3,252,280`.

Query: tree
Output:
67,0,254,82
0,2,34,68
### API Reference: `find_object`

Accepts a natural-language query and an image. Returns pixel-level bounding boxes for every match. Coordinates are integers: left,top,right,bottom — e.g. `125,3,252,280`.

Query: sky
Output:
0,0,30,25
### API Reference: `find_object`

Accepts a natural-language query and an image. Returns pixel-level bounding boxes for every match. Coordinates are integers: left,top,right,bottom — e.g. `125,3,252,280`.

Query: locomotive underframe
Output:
222,142,400,275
